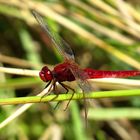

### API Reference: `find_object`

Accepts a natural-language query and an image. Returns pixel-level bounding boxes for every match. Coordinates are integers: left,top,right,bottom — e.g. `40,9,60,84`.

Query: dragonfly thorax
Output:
52,63,75,82
39,66,53,82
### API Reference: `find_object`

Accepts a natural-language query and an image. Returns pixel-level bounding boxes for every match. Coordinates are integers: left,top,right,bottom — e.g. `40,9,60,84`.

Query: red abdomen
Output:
84,68,140,79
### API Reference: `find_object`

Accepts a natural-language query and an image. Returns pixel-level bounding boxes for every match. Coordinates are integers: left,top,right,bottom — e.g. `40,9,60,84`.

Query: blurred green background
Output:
0,0,140,139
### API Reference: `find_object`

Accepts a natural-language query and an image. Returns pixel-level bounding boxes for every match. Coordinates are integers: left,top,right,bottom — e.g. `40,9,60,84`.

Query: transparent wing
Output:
32,10,94,92
69,62,94,93
32,10,94,125
68,62,94,126
32,10,75,61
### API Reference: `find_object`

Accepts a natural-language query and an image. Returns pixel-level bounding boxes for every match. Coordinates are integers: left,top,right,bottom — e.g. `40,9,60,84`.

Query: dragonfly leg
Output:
49,80,61,109
49,80,58,100
40,80,52,102
59,82,75,94
53,82,75,110
53,82,70,109
44,80,52,89
53,101,61,110
52,81,64,110
59,82,75,111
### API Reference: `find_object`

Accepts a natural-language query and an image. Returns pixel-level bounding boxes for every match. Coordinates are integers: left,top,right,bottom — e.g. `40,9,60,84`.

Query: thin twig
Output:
0,54,42,68
0,67,39,77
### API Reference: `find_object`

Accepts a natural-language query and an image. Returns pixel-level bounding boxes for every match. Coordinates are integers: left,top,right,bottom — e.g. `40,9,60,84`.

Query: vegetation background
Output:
0,0,140,139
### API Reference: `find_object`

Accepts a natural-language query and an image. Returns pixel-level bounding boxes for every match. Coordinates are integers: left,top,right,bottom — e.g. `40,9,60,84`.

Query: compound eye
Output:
39,66,52,82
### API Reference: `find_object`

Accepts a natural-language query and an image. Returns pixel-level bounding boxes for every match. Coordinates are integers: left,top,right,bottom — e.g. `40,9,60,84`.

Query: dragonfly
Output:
32,10,140,123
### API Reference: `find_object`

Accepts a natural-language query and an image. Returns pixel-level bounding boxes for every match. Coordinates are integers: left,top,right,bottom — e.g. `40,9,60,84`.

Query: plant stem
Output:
0,89,140,105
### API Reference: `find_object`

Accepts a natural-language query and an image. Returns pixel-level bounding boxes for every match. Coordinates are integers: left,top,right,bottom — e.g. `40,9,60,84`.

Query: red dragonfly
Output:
32,10,140,122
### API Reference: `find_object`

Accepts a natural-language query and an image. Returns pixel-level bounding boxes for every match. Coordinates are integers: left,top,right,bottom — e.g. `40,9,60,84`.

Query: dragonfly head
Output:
39,66,53,82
